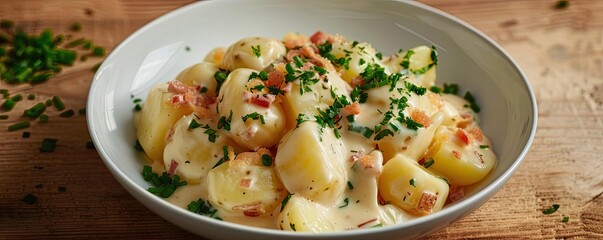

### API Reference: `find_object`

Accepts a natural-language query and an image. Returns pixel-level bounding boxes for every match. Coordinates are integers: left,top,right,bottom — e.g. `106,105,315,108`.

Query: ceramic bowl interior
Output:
87,0,537,239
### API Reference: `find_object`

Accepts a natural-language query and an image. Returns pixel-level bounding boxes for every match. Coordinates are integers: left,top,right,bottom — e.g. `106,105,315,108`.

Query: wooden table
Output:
1,0,601,238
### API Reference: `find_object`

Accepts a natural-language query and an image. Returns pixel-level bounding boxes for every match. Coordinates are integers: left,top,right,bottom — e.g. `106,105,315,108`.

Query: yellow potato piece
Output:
137,83,192,162
278,194,334,232
378,155,449,216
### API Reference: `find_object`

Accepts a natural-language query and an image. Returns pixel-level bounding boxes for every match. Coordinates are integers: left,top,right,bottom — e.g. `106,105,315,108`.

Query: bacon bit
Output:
167,80,189,94
417,192,438,215
231,148,271,167
410,109,431,128
357,218,378,228
456,113,473,128
171,94,185,104
342,102,361,115
467,126,484,142
455,128,471,145
249,94,275,108
168,159,179,177
447,185,465,203
283,32,309,50
452,150,463,159
351,153,381,175
427,92,443,110
232,201,266,217
266,70,285,87
240,178,252,188
310,31,328,45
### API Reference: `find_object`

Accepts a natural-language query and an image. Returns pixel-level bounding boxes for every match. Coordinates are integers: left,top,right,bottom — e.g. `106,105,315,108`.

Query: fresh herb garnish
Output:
142,165,187,198
542,204,560,214
251,45,261,57
409,178,416,187
23,194,37,204
261,154,272,166
463,91,481,113
281,193,292,211
479,145,490,149
295,113,307,128
39,138,58,152
442,83,459,94
423,159,435,168
23,102,47,119
59,109,74,118
8,121,30,131
405,81,427,95
217,110,233,131
562,216,569,222
347,181,354,190
554,0,569,9
188,119,202,130
188,198,220,219
214,69,229,93
338,197,349,208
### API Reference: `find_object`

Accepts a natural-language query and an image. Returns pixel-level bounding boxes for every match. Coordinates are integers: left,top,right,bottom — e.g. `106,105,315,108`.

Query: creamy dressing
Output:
135,32,498,232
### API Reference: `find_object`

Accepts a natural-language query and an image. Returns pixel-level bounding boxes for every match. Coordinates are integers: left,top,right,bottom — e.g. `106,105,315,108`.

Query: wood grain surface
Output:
0,0,601,239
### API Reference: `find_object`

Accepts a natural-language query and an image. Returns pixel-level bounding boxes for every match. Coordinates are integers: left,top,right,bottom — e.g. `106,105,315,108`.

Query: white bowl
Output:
87,0,537,239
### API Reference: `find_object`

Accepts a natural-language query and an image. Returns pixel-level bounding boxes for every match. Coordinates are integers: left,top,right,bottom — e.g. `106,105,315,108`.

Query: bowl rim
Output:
87,0,538,238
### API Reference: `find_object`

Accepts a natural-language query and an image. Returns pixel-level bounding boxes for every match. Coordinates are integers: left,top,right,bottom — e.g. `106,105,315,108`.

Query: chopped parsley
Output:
348,124,374,138
409,178,416,187
562,216,569,222
405,81,427,95
251,45,261,57
542,204,560,214
375,52,383,60
241,112,264,123
347,181,354,190
8,121,30,131
442,83,459,94
295,113,307,128
290,223,296,231
423,159,435,168
214,69,229,93
280,193,292,211
142,165,187,198
217,110,233,131
202,125,219,143
261,154,272,166
268,85,285,95
23,194,38,204
374,129,394,141
429,86,442,93
463,91,481,113
400,50,415,69
39,138,58,152
188,198,220,219
338,197,349,208
188,119,202,130
479,145,490,149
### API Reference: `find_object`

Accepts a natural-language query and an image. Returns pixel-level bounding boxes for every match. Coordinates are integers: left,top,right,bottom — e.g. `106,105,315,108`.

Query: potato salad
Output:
134,31,497,232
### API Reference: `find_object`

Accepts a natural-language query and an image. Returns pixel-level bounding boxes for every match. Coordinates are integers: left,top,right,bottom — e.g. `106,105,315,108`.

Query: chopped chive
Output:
8,121,30,131
188,119,201,130
66,38,86,48
251,45,261,57
554,0,569,9
45,99,53,106
423,159,435,168
259,71,268,80
261,154,272,166
480,145,490,149
59,109,74,118
347,181,354,190
290,223,296,231
78,108,86,115
11,94,23,102
338,198,349,208
542,204,560,214
52,96,65,111
280,194,292,212
27,93,36,100
70,22,82,32
1,99,15,111
39,114,49,123
22,131,30,138
23,194,37,204
562,216,569,222
23,102,46,119
92,46,105,56
39,138,58,152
